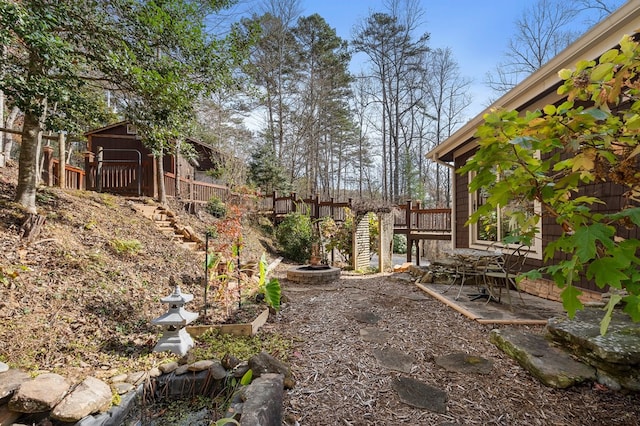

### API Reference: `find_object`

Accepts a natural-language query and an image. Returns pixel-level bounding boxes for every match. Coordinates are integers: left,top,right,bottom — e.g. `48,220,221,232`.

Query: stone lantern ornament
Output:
151,285,199,356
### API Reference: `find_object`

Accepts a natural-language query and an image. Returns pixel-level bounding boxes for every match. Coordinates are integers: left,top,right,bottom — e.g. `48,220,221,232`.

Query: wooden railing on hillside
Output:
42,146,86,190
260,192,352,223
259,193,452,238
164,172,229,203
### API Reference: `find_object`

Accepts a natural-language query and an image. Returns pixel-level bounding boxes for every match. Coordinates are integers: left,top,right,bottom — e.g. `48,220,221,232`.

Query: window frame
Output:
467,170,543,259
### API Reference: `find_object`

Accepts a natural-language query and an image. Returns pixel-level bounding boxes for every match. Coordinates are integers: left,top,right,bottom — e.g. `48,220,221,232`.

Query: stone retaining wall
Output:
0,352,288,425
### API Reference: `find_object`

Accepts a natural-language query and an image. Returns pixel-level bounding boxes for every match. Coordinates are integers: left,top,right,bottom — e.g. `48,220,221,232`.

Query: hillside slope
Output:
0,163,274,381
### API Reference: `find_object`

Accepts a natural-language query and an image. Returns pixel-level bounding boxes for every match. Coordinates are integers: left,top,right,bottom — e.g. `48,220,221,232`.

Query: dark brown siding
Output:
454,149,474,249
453,147,639,294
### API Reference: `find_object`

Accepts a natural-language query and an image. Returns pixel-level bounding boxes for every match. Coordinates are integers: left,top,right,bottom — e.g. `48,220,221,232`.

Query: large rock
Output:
0,369,30,400
249,352,295,389
490,328,596,388
547,309,640,390
240,373,284,426
51,376,112,422
8,373,70,413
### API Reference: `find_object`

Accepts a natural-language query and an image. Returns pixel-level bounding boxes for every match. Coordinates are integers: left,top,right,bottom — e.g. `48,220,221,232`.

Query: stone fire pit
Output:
287,265,341,285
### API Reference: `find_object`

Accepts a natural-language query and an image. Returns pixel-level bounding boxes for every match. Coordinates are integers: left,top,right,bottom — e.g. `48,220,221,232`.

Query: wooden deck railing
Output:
163,173,229,203
51,161,85,190
260,193,452,236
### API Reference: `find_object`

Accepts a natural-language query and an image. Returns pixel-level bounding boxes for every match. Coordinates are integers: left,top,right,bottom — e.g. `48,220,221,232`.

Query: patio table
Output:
441,248,504,301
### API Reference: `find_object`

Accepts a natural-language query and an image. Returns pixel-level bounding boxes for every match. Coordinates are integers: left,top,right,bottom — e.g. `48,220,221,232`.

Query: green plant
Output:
393,234,407,254
192,331,292,362
257,253,281,311
206,196,228,218
0,266,20,287
275,212,312,263
461,34,640,334
107,239,142,255
322,208,354,263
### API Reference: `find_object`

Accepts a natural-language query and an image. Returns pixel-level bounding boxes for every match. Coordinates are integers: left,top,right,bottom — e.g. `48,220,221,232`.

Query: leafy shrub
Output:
108,239,142,255
206,196,227,218
276,212,312,263
393,234,407,254
322,210,353,263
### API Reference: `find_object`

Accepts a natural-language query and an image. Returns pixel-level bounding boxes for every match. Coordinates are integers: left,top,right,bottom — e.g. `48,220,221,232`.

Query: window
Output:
468,170,542,258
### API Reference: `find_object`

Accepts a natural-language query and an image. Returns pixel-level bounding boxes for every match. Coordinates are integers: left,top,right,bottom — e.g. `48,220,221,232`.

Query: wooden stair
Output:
131,202,204,252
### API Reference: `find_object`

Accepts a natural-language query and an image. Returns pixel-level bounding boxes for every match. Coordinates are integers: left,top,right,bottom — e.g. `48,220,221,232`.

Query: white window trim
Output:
467,171,543,260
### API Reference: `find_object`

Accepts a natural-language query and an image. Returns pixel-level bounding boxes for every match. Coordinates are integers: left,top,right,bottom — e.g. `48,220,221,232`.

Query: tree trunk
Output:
174,139,181,198
156,152,166,205
15,111,42,213
58,132,66,189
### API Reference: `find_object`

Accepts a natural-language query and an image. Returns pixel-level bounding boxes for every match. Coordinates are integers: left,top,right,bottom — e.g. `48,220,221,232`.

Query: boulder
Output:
240,373,284,426
490,328,596,388
249,352,295,389
50,376,112,422
547,309,640,390
8,373,70,413
0,369,30,400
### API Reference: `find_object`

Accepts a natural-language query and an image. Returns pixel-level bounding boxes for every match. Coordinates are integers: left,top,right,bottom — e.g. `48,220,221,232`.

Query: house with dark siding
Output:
426,1,640,302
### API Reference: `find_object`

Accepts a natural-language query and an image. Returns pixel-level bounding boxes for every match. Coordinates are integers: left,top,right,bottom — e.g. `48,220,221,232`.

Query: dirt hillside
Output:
0,163,276,382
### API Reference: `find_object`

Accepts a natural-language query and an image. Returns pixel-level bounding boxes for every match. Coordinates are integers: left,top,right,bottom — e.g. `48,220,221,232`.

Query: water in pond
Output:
124,397,223,426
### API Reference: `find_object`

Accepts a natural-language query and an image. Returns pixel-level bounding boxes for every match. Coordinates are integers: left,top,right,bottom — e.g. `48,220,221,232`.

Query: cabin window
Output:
126,123,137,134
468,170,542,257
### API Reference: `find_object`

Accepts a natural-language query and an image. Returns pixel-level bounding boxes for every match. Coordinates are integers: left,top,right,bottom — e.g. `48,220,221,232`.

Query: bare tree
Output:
486,0,624,97
486,0,578,95
423,47,471,207
352,0,430,203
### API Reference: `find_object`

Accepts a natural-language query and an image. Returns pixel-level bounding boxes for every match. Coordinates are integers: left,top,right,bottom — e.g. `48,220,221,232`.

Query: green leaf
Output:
240,369,253,386
258,253,267,287
558,68,573,80
582,108,609,121
598,48,619,64
264,278,281,311
561,285,584,318
543,104,556,115
600,293,623,335
623,295,640,322
573,223,615,262
586,257,629,289
590,63,614,81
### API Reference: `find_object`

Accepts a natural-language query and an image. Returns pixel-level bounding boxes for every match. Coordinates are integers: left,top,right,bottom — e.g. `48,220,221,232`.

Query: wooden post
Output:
84,151,94,190
406,200,413,263
291,192,297,214
272,191,277,224
149,153,157,198
96,146,103,192
58,132,66,189
42,146,54,186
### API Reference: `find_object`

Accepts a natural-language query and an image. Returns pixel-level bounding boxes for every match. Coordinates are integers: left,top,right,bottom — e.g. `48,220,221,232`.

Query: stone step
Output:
180,241,198,251
132,204,160,218
490,328,596,389
547,308,640,390
154,220,173,228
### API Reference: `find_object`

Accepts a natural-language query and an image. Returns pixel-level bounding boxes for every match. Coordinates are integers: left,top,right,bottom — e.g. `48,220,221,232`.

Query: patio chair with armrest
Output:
483,244,529,309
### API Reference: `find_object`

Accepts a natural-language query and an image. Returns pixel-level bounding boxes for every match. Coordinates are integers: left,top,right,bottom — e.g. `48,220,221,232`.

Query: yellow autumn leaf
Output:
572,150,596,171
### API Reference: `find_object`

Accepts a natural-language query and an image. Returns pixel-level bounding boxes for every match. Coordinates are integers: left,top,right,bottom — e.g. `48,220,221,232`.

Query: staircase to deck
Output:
131,202,205,254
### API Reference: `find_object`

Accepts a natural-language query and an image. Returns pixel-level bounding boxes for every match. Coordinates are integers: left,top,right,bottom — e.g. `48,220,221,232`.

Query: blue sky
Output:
297,0,532,117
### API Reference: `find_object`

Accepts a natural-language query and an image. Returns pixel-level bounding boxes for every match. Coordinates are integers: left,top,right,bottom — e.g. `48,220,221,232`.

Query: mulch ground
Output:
271,266,640,426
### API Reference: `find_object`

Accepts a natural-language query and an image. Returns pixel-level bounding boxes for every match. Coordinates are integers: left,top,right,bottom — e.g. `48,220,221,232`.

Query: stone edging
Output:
0,352,289,425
